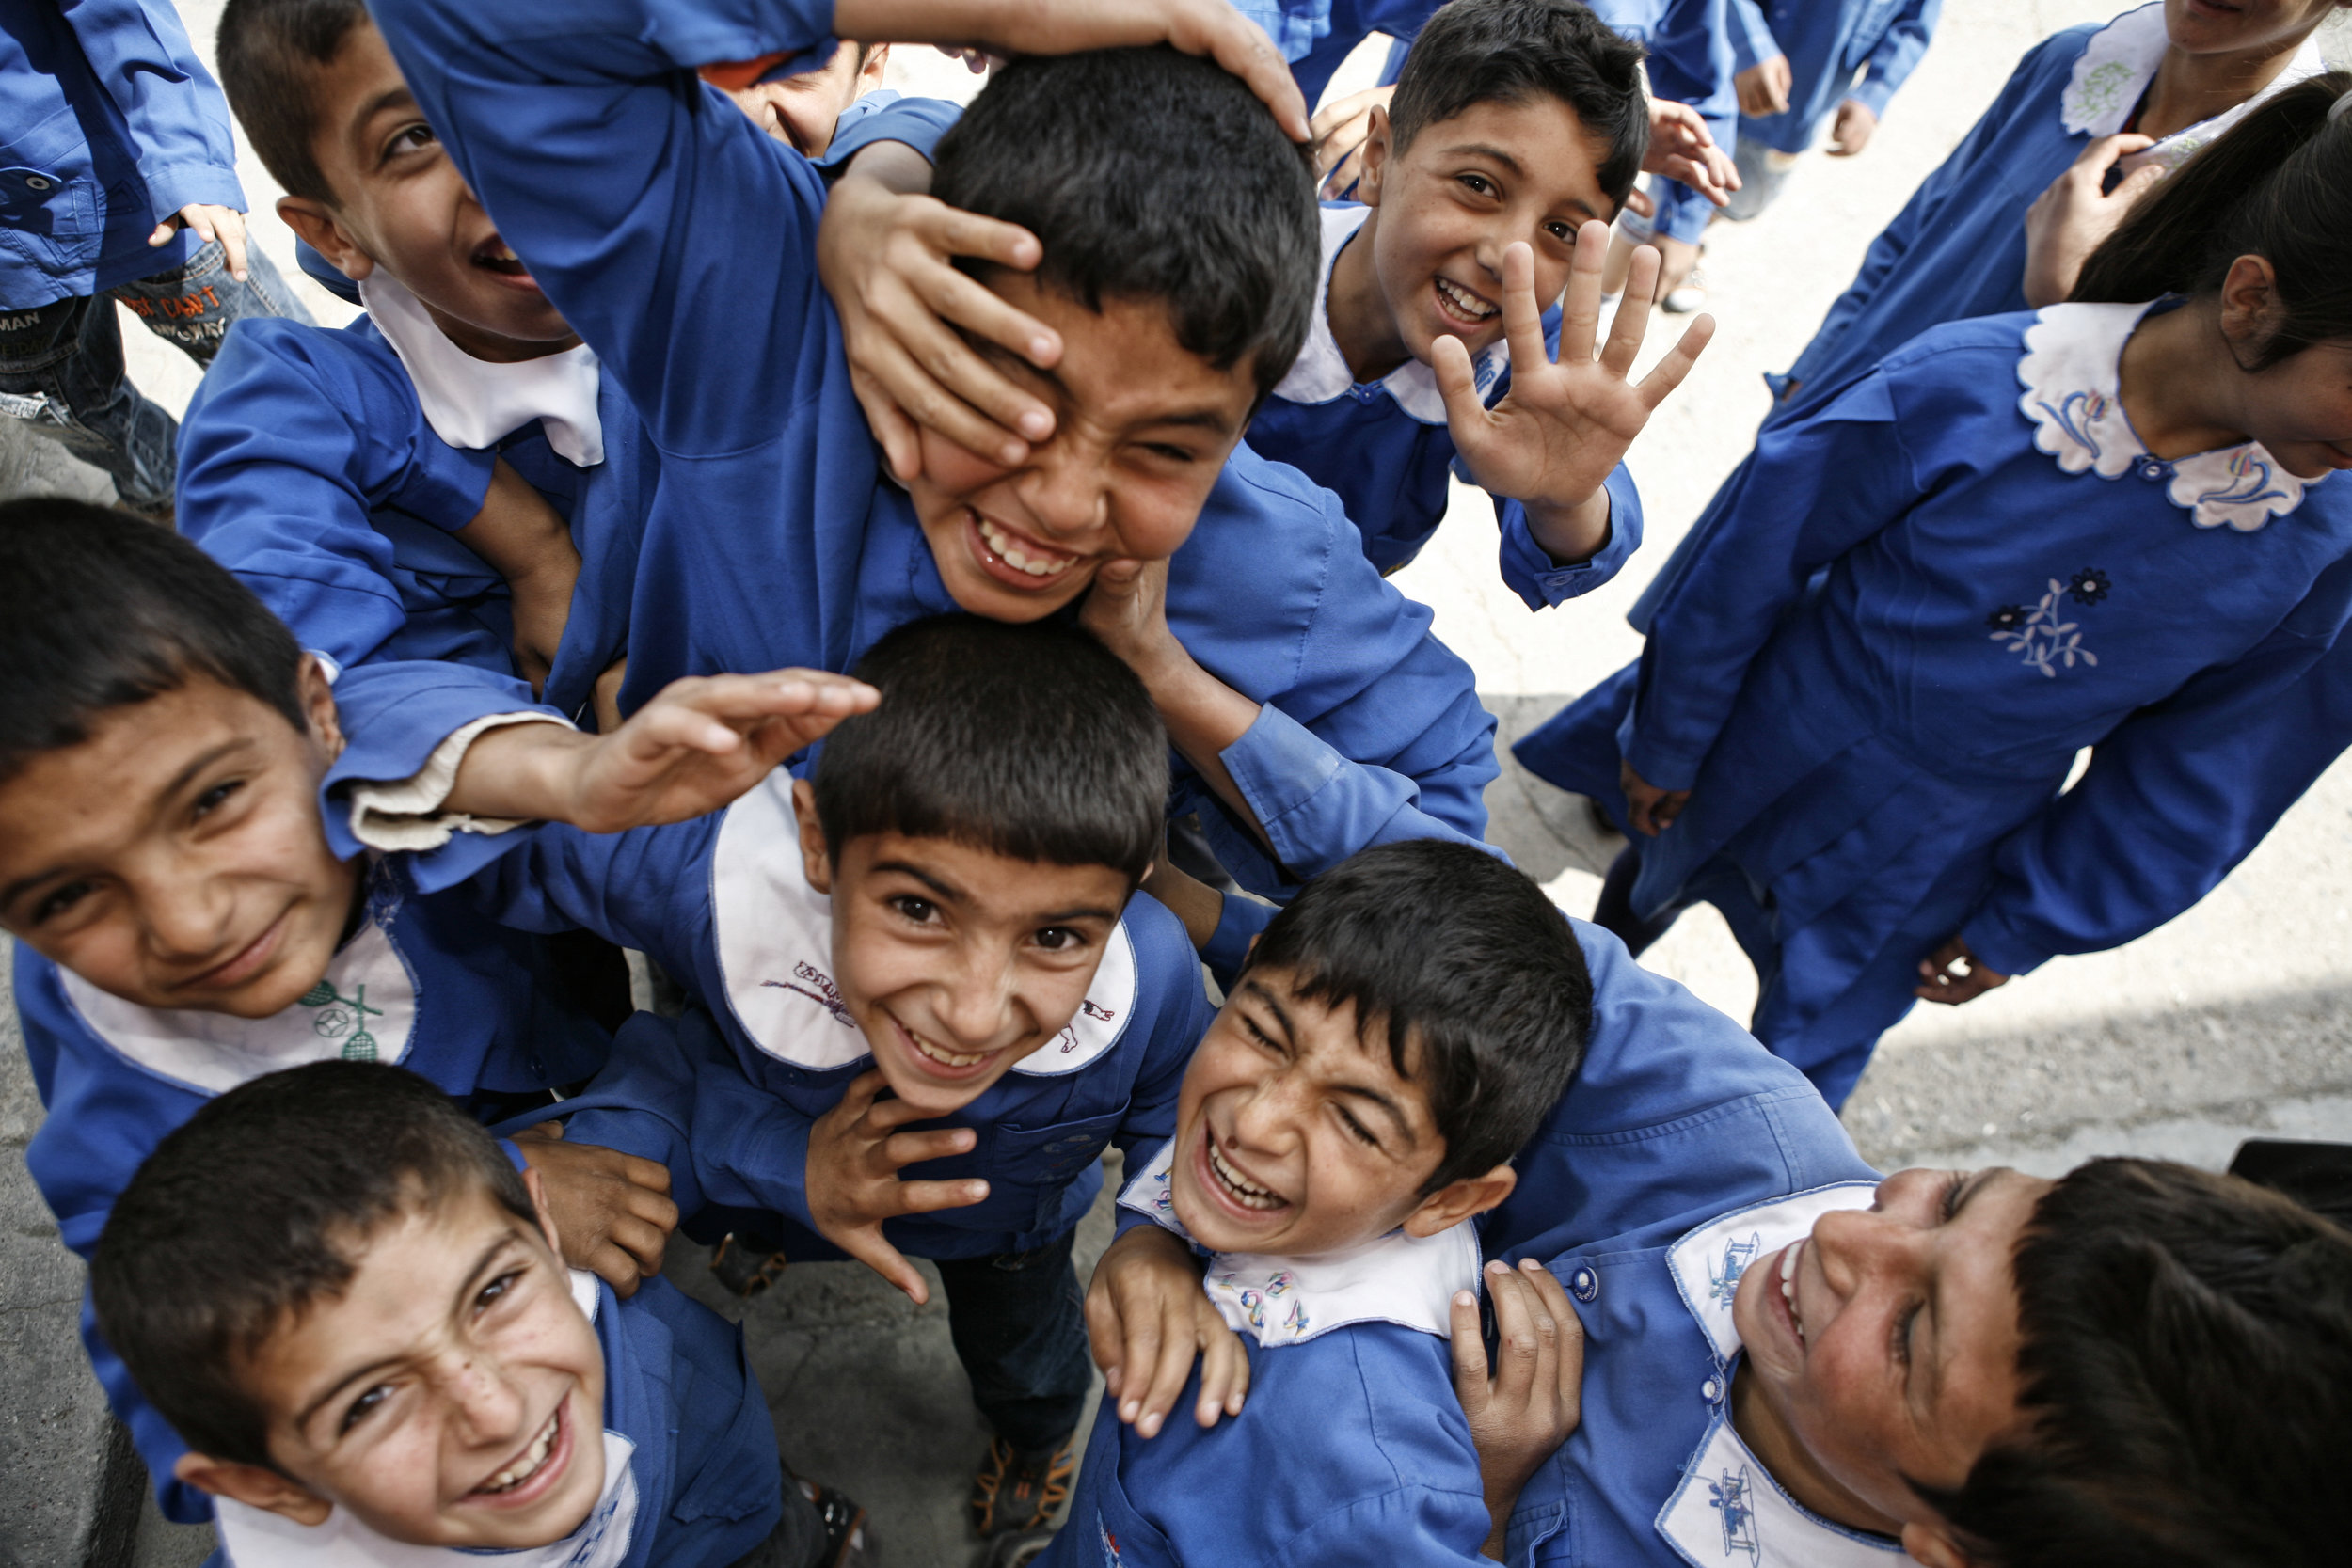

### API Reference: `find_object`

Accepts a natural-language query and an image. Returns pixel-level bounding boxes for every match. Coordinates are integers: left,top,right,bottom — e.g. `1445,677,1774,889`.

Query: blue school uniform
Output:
1046,1140,1497,1568
18,661,614,1523
211,1270,781,1568
1246,201,1645,585
0,0,242,307
1769,2,2330,419
377,767,1218,1260
1517,303,2352,1106
365,0,1496,902
1591,0,1738,247
1727,0,1939,156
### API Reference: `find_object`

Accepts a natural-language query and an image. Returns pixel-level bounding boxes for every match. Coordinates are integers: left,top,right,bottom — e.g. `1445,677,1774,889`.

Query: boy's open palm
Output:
1086,1224,1250,1437
1437,229,1712,563
805,1069,989,1305
512,1121,680,1296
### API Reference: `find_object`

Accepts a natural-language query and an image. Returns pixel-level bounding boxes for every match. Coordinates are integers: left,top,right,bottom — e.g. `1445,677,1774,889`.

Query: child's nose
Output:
1015,448,1110,542
440,1354,530,1441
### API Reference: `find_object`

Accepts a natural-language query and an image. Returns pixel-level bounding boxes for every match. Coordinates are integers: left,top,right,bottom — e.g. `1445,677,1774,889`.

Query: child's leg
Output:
0,293,177,512
1592,845,1687,957
937,1228,1091,1535
1721,137,1800,223
109,239,316,372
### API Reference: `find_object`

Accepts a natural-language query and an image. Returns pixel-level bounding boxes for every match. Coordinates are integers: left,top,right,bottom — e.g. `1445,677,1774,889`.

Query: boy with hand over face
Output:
93,1062,869,1568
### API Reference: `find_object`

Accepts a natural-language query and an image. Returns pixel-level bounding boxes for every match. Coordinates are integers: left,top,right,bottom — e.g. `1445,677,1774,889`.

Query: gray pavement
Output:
6,2,2352,1564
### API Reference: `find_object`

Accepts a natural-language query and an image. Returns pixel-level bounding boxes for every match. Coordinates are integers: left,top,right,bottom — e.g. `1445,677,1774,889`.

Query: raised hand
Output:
1645,101,1739,207
1085,1225,1250,1436
1453,1259,1584,1560
1436,225,1713,565
805,1069,991,1304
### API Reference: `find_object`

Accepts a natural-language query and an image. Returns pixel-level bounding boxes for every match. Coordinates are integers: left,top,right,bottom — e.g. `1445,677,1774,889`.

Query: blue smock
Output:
0,0,243,306
1727,0,1939,156
1591,0,1738,246
1517,305,2352,1105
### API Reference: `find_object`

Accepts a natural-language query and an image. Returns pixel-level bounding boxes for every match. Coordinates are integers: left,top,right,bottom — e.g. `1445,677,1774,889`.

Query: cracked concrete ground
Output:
5,3,2349,1562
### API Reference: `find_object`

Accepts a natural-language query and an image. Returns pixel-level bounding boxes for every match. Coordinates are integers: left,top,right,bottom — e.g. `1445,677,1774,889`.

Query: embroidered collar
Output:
1271,203,1509,425
2016,301,2315,532
61,870,417,1095
1116,1139,1481,1347
1654,1183,1905,1568
708,770,1138,1074
2060,2,2332,172
360,271,604,467
212,1273,643,1568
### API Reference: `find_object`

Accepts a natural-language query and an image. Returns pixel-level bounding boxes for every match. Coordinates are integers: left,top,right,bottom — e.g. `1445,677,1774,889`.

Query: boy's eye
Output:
387,123,438,157
888,895,938,925
190,780,244,821
31,879,94,926
1140,443,1197,466
1455,172,1495,198
1333,1105,1379,1148
1240,1014,1284,1055
475,1269,526,1314
341,1384,395,1434
1545,221,1574,244
1032,926,1088,952
1893,1300,1922,1369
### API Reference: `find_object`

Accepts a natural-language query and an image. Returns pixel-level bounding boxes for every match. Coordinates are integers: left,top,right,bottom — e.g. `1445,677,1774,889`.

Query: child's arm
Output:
1453,1259,1583,1560
1847,0,1942,125
1438,225,1711,570
65,0,248,265
2021,135,2163,308
453,459,582,696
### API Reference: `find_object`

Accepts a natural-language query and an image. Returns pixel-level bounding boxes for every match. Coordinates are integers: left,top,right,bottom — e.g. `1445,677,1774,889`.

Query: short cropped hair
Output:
216,0,372,205
1244,840,1592,1192
812,614,1168,884
90,1063,537,1469
1926,1158,2352,1567
1389,0,1651,211
0,498,308,784
930,47,1320,399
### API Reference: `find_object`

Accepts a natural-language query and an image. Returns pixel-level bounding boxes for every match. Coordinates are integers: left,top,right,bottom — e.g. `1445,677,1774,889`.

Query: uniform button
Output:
2137,458,2166,482
24,175,51,191
1568,1266,1598,1303
1702,1377,1722,1402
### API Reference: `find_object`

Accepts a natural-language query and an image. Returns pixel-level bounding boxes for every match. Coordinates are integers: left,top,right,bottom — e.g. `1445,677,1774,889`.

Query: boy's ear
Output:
856,41,890,88
789,778,835,895
299,655,345,763
1900,1520,1986,1568
520,1164,565,1259
174,1451,334,1526
276,196,373,285
1402,1163,1518,1238
1359,103,1394,206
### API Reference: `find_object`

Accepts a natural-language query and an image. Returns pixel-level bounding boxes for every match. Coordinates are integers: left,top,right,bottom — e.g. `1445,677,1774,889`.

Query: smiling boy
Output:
91,1061,865,1567
356,614,1221,1538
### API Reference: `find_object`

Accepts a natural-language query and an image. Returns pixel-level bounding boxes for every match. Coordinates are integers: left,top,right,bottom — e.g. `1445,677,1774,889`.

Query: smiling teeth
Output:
482,1411,558,1494
1207,1142,1282,1211
1435,277,1498,320
910,1029,993,1069
1780,1243,1806,1346
976,516,1075,578
483,242,519,262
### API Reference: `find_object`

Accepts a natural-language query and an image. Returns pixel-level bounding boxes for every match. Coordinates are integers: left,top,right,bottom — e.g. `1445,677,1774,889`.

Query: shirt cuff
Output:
1499,467,1645,610
1845,76,1899,118
1218,705,1416,879
345,712,573,852
139,161,246,222
1955,911,2052,982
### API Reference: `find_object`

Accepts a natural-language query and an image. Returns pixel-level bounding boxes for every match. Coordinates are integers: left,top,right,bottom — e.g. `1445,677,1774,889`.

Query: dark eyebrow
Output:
871,859,971,904
975,345,1237,439
0,737,252,911
1923,1170,1997,1407
1442,141,1525,178
295,1232,519,1430
1032,904,1123,926
349,85,421,152
1237,978,1295,1045
1240,979,1416,1145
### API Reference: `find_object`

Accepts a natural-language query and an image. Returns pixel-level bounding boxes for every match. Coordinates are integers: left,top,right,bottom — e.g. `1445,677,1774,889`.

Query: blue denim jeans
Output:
1722,137,1803,223
0,240,312,511
935,1226,1092,1451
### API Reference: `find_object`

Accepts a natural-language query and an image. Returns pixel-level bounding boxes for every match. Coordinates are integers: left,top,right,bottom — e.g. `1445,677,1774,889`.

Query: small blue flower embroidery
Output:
2067,568,2111,606
1992,578,2102,679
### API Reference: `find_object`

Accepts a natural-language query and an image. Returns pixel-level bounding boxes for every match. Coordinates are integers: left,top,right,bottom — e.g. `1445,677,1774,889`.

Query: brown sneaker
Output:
969,1433,1075,1538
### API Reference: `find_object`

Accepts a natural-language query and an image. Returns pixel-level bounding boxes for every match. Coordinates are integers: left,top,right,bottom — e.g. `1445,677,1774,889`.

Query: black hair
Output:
1242,840,1592,1193
215,0,373,205
0,498,308,784
1388,0,1651,211
89,1062,539,1469
2073,72,2352,369
812,614,1168,883
1922,1158,2352,1568
930,47,1320,399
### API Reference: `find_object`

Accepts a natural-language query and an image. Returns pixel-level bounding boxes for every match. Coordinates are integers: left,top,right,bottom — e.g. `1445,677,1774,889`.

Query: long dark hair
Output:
2072,72,2352,369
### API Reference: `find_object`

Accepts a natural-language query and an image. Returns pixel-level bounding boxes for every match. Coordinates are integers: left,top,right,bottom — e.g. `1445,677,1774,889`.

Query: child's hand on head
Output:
1311,84,1393,198
1454,1259,1584,1560
1438,226,1714,567
448,669,879,833
1644,102,1739,207
804,1068,989,1305
2021,135,2161,308
1085,1224,1249,1436
511,1121,679,1296
818,148,1062,482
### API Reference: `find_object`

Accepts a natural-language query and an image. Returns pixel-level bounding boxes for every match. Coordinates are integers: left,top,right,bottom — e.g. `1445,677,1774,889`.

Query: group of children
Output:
5,0,2352,1564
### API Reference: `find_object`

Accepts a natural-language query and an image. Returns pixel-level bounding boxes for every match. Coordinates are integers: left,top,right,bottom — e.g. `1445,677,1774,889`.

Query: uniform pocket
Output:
991,1109,1126,1231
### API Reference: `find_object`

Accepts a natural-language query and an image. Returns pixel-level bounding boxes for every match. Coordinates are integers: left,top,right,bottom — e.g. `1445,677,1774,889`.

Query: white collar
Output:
2060,3,2332,172
2016,301,2316,532
707,771,1139,1075
214,1274,642,1568
1116,1138,1482,1347
1655,1183,1907,1568
360,271,604,467
61,879,419,1095
1271,203,1510,425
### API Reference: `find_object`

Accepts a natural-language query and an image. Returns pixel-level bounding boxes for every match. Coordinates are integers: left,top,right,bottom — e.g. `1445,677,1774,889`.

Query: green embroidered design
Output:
302,982,385,1061
2071,60,2135,121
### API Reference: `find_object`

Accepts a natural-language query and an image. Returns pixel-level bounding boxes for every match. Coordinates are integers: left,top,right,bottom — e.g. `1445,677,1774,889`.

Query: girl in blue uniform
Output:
1517,77,2352,1107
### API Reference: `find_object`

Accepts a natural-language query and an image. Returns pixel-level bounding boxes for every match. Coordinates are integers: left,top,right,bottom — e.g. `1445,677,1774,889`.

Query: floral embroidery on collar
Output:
2016,303,2312,532
2060,3,2332,172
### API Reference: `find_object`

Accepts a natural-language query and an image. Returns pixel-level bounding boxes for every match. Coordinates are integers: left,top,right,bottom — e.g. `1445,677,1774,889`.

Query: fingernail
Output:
1121,1400,1139,1419
1454,1290,1476,1307
1028,338,1054,362
1019,410,1052,438
1139,1413,1161,1437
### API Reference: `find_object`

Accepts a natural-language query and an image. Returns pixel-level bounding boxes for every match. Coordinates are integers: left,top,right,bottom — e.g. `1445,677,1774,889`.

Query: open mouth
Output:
471,1403,564,1499
1432,276,1499,327
1202,1133,1288,1214
893,1011,1005,1078
471,235,536,284
967,509,1082,587
1777,1241,1808,1348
